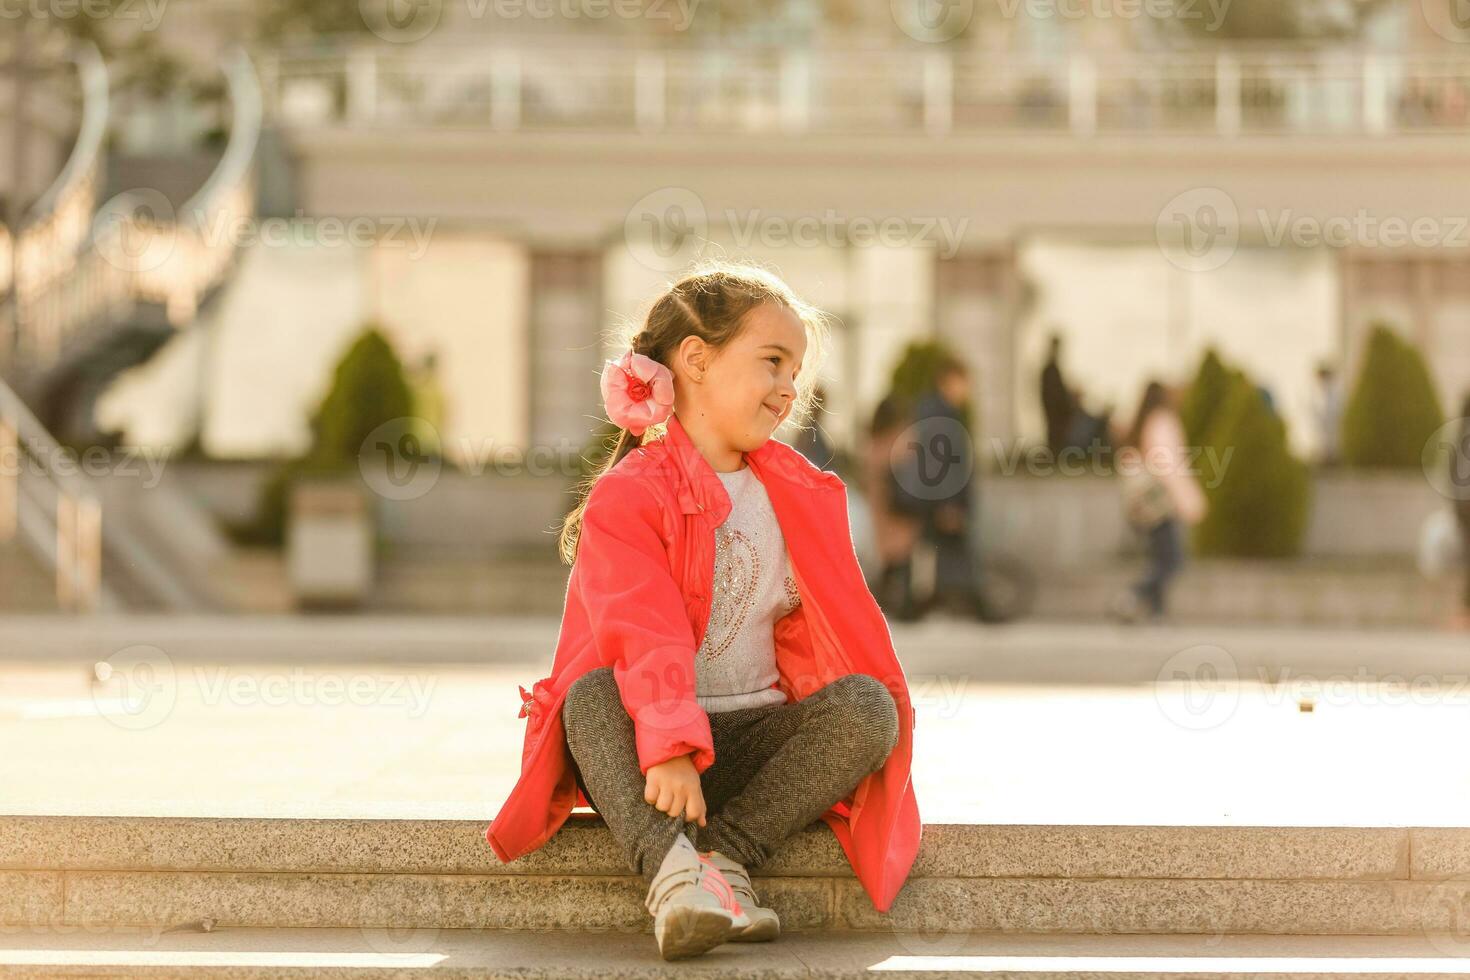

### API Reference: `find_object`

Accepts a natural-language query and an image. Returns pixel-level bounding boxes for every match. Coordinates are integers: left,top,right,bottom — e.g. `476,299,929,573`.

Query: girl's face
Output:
675,301,808,462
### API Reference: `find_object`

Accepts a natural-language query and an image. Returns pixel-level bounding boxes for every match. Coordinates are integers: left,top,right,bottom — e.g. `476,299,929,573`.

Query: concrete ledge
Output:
30,871,1470,936
0,816,1411,880
0,816,1463,935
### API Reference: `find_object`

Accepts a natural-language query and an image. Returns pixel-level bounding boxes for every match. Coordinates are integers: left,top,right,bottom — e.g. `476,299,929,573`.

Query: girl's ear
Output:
675,334,710,384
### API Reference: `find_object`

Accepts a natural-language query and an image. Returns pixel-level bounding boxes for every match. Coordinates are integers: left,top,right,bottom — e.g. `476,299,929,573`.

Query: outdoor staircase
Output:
3,815,1469,976
0,43,263,612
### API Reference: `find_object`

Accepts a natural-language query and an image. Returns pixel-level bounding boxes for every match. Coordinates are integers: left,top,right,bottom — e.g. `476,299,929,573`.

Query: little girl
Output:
486,263,921,961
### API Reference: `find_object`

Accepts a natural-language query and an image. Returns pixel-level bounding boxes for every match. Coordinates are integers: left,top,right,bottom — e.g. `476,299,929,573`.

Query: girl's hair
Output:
557,261,832,565
1123,380,1169,450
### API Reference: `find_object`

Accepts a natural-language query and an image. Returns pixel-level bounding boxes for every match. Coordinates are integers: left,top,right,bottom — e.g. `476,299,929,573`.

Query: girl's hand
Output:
644,754,708,827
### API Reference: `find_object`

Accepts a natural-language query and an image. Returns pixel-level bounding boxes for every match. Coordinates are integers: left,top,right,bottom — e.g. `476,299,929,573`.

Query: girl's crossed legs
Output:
561,667,900,882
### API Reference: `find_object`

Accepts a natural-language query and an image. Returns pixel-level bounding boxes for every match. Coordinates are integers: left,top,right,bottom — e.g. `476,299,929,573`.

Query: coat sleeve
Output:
577,474,714,776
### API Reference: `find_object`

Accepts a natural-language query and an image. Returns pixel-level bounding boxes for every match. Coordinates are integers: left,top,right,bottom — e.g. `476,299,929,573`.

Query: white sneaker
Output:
644,832,750,961
700,849,781,942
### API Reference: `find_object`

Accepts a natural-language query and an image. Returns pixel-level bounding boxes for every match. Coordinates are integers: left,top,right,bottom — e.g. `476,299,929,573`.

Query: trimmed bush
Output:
1180,348,1230,448
1193,371,1311,558
1341,323,1444,469
305,329,416,465
231,326,414,547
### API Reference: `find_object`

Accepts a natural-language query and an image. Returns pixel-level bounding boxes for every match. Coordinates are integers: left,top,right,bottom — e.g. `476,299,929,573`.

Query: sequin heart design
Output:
699,526,760,661
782,571,801,614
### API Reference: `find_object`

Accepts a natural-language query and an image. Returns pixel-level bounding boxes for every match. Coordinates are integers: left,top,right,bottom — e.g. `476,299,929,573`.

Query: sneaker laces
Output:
699,851,758,908
646,856,745,920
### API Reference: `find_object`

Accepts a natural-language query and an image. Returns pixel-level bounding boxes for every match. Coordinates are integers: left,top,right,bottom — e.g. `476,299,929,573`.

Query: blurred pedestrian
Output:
1454,396,1470,630
1062,388,1114,463
1040,333,1073,457
1110,381,1207,623
864,395,922,621
910,355,985,620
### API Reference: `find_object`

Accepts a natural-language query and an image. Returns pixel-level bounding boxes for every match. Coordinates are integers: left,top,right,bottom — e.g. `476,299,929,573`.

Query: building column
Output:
935,247,1020,450
528,250,604,459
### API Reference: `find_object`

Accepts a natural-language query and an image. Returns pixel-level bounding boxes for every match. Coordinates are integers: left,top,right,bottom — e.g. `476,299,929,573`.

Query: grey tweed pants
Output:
561,666,900,882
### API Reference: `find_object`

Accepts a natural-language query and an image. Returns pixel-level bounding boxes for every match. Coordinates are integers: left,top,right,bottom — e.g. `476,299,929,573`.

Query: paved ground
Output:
5,927,1470,977
3,615,1469,826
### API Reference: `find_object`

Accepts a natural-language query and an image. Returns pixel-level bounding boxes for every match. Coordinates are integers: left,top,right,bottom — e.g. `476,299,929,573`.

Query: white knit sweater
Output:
694,463,801,712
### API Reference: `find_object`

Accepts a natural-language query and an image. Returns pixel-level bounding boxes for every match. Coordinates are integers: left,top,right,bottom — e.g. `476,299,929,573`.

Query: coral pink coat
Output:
485,412,921,913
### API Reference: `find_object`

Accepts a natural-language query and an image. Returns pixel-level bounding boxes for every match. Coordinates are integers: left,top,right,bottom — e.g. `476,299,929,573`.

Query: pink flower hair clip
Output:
600,349,675,437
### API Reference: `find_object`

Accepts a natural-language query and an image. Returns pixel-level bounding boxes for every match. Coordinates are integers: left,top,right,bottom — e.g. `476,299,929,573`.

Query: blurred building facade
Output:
10,0,1470,467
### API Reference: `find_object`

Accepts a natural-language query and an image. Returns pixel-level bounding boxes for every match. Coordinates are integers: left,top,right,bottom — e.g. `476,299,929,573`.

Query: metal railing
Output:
0,42,112,368
0,379,107,612
1,46,263,377
259,42,1470,137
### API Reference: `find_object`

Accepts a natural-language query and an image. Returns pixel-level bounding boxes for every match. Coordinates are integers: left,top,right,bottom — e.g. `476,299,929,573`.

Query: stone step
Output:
1034,560,1454,628
4,926,1470,978
365,551,1455,627
3,816,1467,937
0,542,58,612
